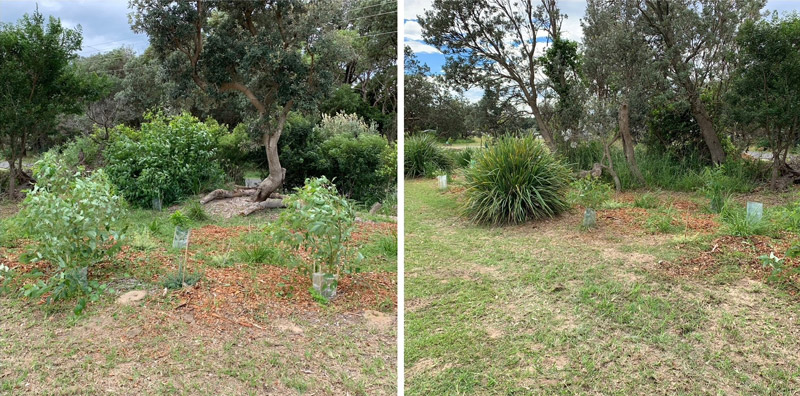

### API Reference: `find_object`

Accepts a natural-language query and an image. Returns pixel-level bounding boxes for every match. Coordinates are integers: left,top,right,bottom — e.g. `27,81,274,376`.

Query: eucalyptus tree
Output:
726,13,800,189
419,0,566,150
582,0,653,185
403,46,437,134
130,0,344,202
634,0,765,164
0,10,104,197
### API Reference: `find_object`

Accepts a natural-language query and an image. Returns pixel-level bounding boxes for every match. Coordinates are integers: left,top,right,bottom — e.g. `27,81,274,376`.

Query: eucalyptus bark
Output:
688,93,726,165
602,137,622,192
618,100,645,185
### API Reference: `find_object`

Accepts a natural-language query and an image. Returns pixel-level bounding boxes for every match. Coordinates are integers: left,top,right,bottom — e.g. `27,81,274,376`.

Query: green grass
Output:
405,179,800,395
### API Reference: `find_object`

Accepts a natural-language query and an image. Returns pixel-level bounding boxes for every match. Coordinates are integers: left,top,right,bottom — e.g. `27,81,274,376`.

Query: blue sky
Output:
404,0,800,102
0,0,148,57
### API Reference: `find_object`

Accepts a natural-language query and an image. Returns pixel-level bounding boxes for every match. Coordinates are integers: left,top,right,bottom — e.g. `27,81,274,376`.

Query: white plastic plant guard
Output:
747,201,763,223
172,226,190,249
583,208,597,228
437,175,448,190
245,178,261,188
312,272,338,299
152,197,162,211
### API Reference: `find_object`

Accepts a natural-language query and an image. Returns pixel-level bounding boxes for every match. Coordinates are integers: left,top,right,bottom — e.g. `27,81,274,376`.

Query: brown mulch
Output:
190,225,251,248
1,221,397,330
660,234,800,292
179,267,396,328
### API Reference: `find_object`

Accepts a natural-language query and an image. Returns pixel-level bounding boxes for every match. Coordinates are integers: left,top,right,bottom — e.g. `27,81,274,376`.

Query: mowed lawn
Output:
0,203,397,395
405,178,800,395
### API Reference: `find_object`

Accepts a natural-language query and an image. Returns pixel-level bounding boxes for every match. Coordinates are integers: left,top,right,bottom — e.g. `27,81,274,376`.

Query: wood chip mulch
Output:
659,234,800,292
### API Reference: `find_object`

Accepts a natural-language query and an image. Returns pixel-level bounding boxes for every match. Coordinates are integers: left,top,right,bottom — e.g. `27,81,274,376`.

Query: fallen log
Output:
200,188,255,204
240,198,286,216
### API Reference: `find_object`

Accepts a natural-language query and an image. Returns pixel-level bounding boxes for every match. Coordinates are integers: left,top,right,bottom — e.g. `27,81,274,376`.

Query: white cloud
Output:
404,20,424,41
405,40,441,54
462,87,484,103
404,0,432,20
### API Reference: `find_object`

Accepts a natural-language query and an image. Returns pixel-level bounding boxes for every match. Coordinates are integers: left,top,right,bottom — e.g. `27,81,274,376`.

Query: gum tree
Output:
419,0,566,150
130,0,342,205
726,14,800,189
635,0,765,164
582,0,653,185
0,11,103,197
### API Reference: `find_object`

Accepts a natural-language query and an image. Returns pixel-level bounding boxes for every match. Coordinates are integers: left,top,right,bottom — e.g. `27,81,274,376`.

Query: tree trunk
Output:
6,158,16,199
689,94,726,165
619,100,645,186
252,133,283,201
527,98,556,151
771,152,780,190
252,109,291,202
602,140,622,192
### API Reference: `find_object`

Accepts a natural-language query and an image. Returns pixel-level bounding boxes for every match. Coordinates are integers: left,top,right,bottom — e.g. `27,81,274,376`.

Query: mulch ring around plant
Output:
176,266,396,329
659,234,800,290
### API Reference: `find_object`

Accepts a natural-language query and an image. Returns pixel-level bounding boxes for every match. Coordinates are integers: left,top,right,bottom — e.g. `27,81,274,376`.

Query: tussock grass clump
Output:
404,134,453,178
450,147,480,168
462,136,571,225
185,201,209,222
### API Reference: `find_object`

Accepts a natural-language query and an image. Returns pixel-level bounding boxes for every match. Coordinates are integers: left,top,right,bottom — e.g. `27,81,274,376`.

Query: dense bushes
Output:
105,113,226,207
463,136,571,225
404,133,453,177
314,113,395,204
15,153,125,312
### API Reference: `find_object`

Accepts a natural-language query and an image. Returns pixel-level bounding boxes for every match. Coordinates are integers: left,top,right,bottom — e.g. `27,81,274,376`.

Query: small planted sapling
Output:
273,177,361,299
164,210,199,289
569,176,613,228
16,153,125,313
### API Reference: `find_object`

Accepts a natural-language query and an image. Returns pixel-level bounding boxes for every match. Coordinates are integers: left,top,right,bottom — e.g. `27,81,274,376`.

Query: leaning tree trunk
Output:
619,100,645,186
602,138,622,193
252,131,285,202
689,94,726,165
526,96,557,152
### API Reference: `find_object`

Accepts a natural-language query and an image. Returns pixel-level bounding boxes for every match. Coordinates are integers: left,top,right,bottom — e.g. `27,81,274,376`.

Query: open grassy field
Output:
0,202,397,395
405,177,800,395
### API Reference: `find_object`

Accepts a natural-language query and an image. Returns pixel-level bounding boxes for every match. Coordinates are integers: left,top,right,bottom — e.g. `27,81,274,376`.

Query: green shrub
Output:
130,228,159,251
237,243,294,267
315,113,395,204
562,142,768,193
162,270,202,290
169,210,191,229
279,112,326,189
57,134,104,169
462,136,571,225
776,201,800,232
702,166,733,213
568,177,613,209
634,193,659,209
272,177,361,276
216,123,257,182
105,113,226,207
16,153,126,312
404,133,453,178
